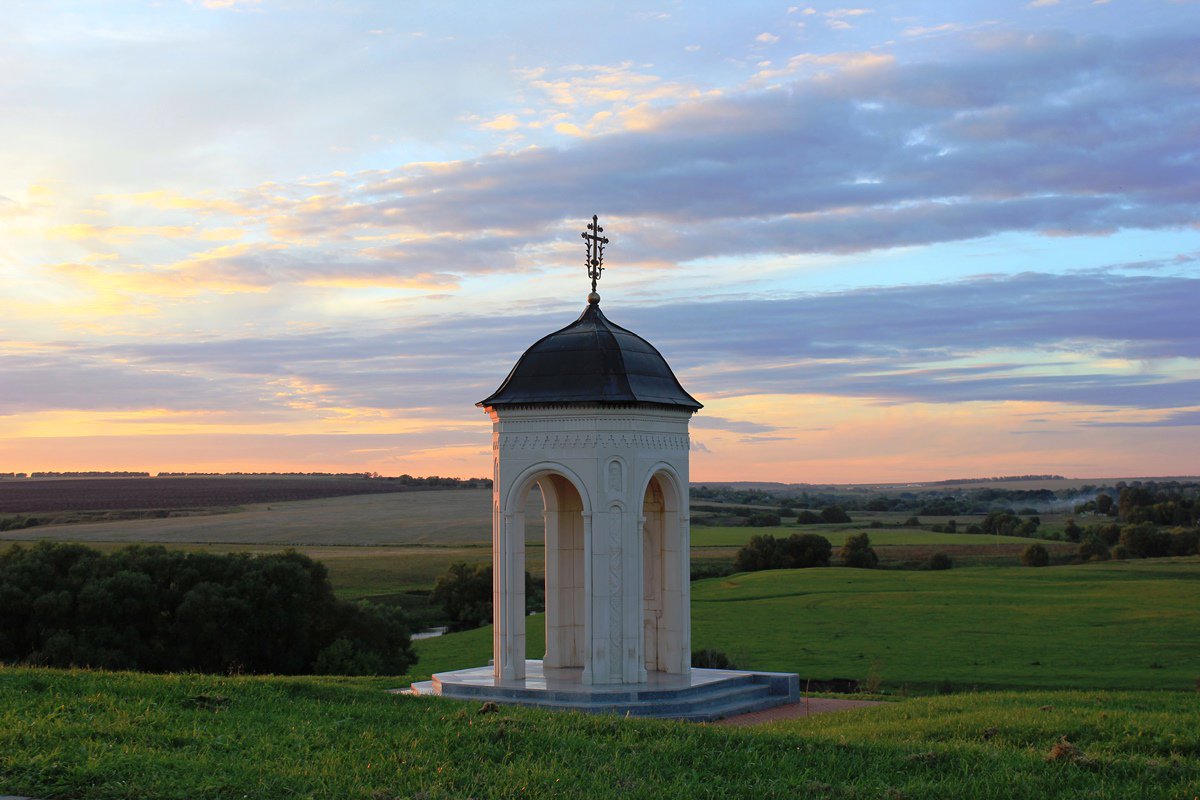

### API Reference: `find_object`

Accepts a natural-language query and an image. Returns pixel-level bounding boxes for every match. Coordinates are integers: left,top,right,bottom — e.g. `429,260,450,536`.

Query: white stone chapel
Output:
476,278,701,686
410,217,797,718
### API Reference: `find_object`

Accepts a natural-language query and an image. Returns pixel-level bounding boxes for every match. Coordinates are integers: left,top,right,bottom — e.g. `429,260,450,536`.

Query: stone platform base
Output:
406,660,799,722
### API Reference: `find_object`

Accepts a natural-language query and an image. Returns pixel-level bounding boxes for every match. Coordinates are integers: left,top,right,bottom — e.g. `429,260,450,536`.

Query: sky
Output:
1,0,1198,483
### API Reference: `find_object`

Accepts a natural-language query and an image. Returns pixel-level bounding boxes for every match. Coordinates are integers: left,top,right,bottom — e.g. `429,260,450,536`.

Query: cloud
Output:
16,269,1192,431
689,416,782,434
1082,409,1200,428
156,28,1195,274
0,195,25,217
21,27,1197,314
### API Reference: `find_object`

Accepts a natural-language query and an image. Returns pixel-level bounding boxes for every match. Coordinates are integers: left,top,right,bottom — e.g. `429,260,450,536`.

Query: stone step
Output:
405,663,800,722
430,670,758,705
480,681,769,718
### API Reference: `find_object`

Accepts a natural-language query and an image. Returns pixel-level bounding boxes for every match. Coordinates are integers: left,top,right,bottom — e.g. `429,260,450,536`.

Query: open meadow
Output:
416,558,1200,692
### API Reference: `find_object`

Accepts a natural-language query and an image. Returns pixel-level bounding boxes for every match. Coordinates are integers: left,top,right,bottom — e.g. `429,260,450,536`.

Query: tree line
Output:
0,543,416,675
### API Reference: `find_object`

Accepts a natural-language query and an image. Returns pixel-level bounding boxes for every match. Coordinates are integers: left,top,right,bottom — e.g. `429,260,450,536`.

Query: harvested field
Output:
0,475,483,514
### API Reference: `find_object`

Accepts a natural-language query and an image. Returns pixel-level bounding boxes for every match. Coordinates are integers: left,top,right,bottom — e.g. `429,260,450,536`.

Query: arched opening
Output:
641,469,688,675
531,474,586,668
499,465,589,680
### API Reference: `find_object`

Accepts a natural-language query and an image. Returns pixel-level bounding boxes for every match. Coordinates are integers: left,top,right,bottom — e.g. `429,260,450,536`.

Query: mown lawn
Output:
417,558,1200,692
1,668,1196,800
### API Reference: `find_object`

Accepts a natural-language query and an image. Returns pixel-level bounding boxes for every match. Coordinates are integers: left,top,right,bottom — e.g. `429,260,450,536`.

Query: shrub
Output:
432,562,542,631
734,533,831,572
734,534,780,572
904,516,921,526
795,510,823,525
1118,522,1171,558
821,506,852,524
782,533,832,568
839,532,878,569
746,513,781,527
1091,522,1122,546
431,562,493,631
691,647,737,670
0,542,415,675
1170,527,1200,556
1021,543,1050,567
690,563,734,581
1111,543,1130,560
1078,535,1110,562
927,552,953,570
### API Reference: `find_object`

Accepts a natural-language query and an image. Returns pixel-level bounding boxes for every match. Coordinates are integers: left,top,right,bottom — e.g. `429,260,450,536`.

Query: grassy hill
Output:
4,541,1199,798
417,558,1200,692
1,668,1197,799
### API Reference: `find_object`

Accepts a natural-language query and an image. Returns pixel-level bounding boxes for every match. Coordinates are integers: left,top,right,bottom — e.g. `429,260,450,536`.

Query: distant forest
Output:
691,480,1199,524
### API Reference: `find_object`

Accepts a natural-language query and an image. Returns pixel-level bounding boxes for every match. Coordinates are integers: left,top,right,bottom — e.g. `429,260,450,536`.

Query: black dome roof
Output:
478,301,702,411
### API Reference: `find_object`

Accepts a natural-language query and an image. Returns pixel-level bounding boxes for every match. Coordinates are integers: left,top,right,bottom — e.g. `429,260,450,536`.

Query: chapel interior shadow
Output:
521,474,584,670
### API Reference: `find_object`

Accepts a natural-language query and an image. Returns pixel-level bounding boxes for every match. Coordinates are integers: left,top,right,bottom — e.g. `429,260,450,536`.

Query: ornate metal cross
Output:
581,214,609,293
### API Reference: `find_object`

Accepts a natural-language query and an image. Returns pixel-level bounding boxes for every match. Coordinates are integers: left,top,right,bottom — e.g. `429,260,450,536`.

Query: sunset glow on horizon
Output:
2,2,1198,483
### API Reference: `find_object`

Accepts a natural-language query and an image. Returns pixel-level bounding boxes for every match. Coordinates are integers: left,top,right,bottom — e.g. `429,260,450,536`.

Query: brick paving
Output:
714,697,881,727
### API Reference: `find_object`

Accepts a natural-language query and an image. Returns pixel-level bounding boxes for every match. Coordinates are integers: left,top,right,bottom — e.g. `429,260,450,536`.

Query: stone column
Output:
494,510,526,681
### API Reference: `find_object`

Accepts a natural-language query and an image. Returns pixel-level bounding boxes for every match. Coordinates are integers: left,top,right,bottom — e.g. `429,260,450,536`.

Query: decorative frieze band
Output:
498,432,689,451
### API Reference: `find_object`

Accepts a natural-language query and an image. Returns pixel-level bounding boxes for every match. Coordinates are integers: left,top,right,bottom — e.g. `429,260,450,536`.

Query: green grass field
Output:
1,668,1196,799
417,558,1200,692
4,489,1199,798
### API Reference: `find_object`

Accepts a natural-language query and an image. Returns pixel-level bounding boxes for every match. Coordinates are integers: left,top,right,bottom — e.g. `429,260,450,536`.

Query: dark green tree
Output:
431,562,542,631
821,506,852,524
839,532,878,569
781,533,833,568
1078,535,1110,561
431,562,494,631
1021,543,1050,567
0,543,414,675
